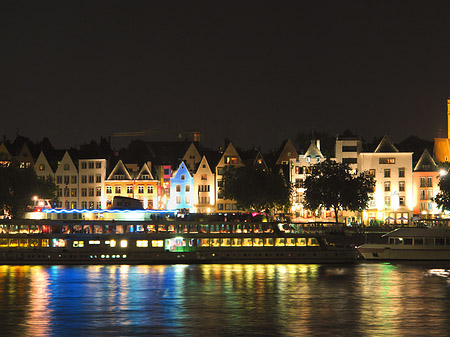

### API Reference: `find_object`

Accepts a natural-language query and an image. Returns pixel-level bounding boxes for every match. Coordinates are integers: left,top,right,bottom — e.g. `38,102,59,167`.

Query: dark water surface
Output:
0,263,450,336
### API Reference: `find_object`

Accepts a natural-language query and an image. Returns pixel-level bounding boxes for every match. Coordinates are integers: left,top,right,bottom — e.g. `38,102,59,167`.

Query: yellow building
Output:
105,160,159,209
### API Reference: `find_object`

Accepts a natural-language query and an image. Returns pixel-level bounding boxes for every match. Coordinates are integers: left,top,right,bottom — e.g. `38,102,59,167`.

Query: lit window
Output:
53,239,66,247
120,240,127,248
136,240,148,247
73,241,85,248
152,240,164,247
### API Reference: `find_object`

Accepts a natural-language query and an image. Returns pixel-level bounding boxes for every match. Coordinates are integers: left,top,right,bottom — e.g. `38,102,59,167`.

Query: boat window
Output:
424,238,434,245
151,240,164,248
89,240,100,245
446,239,450,246
253,238,263,246
147,225,157,233
242,238,252,247
210,225,220,233
286,238,296,246
158,225,167,232
435,238,445,246
394,238,402,245
0,239,8,247
297,238,307,246
414,238,424,245
52,239,66,248
210,238,220,247
199,239,209,247
19,239,28,247
275,238,285,246
41,239,49,247
403,238,413,245
308,238,320,246
232,238,241,247
30,239,39,247
264,238,274,246
136,240,148,248
120,240,128,248
73,240,84,248
19,225,29,234
9,239,18,247
221,238,231,247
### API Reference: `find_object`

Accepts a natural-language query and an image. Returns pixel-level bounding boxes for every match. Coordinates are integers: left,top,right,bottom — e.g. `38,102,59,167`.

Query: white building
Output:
193,155,216,213
358,136,413,225
78,158,107,209
290,140,326,219
335,136,362,170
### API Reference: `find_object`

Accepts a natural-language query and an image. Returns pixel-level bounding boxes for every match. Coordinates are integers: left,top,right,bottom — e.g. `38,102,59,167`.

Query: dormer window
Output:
181,175,185,181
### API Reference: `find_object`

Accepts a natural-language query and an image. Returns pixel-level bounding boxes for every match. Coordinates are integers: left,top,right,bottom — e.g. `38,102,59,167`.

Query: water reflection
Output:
0,263,449,336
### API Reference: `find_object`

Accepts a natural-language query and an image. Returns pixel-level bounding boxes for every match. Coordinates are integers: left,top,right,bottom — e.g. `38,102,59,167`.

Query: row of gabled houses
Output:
0,128,447,225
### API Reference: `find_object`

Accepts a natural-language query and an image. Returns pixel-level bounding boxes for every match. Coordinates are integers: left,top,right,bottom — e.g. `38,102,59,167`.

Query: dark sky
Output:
2,1,450,151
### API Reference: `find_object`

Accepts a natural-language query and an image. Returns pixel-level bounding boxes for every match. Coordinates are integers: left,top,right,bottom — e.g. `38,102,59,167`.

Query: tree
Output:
0,162,57,218
221,165,292,215
303,159,375,224
434,165,450,212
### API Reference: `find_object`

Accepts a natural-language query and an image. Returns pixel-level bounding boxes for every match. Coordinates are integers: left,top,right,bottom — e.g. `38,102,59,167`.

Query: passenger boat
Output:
0,218,357,265
357,227,450,260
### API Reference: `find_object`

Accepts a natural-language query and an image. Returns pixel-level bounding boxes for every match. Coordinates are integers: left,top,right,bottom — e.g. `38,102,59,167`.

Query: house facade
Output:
358,136,413,225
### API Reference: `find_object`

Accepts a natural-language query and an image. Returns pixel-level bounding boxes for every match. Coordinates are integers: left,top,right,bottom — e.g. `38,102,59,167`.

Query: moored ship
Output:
357,227,450,260
0,218,357,264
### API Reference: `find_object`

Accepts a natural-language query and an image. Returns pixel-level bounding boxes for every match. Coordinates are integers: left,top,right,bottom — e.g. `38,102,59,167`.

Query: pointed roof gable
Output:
275,139,299,165
414,149,438,172
253,151,269,170
219,141,242,164
35,151,54,174
107,160,132,180
195,155,214,175
304,140,324,158
172,161,192,180
136,162,155,180
374,135,399,153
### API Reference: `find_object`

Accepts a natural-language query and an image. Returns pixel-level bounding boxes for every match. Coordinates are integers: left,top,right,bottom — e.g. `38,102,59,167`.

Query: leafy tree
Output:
303,159,375,224
434,165,450,211
221,165,292,215
0,162,56,218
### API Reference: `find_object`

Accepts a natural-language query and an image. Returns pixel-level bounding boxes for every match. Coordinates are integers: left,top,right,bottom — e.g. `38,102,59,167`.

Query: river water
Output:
0,262,450,336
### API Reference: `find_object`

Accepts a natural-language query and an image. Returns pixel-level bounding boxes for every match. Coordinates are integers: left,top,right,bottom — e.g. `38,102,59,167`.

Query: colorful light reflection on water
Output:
0,263,449,336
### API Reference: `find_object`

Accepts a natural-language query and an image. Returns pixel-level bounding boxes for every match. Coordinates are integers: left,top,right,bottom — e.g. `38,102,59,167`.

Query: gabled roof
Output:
414,149,438,172
194,155,214,175
304,140,324,158
275,139,299,165
107,160,132,180
136,162,155,180
374,135,399,153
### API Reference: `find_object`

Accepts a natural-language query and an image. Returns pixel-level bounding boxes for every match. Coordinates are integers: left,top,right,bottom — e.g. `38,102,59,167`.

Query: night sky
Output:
2,1,450,151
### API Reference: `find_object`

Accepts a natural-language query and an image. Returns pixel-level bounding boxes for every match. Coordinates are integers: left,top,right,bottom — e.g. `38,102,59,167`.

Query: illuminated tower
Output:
447,97,450,138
